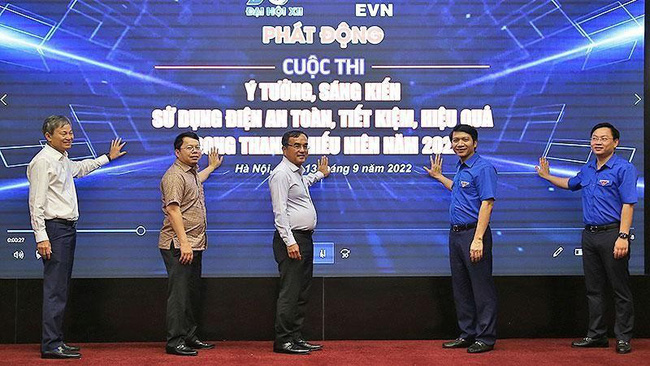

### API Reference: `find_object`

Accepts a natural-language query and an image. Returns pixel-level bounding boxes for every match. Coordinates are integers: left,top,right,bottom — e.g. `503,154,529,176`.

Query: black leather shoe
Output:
616,340,631,354
572,337,609,348
295,339,322,351
442,338,474,348
63,343,81,352
166,344,198,356
273,341,310,355
467,341,494,353
187,339,215,349
41,346,81,359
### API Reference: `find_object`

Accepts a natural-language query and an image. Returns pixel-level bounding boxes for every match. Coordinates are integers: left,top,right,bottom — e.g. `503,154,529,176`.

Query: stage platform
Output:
0,339,647,365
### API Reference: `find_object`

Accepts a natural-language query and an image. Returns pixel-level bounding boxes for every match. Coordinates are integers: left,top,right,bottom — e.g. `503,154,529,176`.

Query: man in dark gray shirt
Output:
269,130,329,354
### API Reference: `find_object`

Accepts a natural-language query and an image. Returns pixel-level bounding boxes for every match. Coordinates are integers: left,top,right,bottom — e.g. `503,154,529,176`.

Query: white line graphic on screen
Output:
0,144,43,168
577,0,643,70
4,227,600,234
8,225,147,236
484,154,640,180
416,25,643,101
0,27,219,99
0,156,172,192
126,227,597,233
0,141,93,168
255,175,271,190
371,65,490,69
154,65,276,70
544,141,636,164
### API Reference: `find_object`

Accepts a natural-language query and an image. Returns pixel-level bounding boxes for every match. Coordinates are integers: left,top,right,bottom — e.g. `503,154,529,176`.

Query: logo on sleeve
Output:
460,181,471,188
599,179,611,186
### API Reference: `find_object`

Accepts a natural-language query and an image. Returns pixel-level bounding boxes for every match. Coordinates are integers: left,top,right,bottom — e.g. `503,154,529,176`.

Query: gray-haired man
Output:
27,115,126,359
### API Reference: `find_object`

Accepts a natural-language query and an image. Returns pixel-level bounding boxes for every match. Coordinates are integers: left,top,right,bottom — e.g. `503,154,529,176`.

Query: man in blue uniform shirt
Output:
536,122,637,354
425,124,498,354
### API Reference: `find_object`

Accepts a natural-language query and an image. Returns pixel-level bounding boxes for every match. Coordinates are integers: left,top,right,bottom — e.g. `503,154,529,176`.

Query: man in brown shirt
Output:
159,132,223,356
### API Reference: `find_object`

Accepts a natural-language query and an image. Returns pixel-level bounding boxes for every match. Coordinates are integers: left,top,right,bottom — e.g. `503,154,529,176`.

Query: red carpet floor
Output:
0,339,647,366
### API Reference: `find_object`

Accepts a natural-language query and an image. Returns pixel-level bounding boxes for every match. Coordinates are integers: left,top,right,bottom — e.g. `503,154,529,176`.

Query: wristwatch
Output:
618,232,629,240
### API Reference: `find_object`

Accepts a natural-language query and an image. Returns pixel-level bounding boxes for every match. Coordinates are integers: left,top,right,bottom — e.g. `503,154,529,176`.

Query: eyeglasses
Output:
590,136,612,143
287,143,309,151
182,145,202,152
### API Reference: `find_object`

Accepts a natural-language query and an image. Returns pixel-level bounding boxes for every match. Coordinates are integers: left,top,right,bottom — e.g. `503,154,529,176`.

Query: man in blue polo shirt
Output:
536,122,637,354
425,124,498,354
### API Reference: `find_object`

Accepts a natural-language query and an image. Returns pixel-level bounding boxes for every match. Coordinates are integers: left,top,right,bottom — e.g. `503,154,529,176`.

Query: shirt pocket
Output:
457,172,477,196
288,181,305,198
594,173,617,193
51,163,67,186
578,176,594,199
580,176,594,189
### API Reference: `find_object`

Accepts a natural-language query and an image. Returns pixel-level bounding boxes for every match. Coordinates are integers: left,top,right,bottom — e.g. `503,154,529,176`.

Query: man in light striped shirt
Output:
269,130,329,355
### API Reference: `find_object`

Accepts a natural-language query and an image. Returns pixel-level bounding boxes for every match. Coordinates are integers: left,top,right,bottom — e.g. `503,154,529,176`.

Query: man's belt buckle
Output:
451,223,476,232
586,223,617,233
587,225,606,233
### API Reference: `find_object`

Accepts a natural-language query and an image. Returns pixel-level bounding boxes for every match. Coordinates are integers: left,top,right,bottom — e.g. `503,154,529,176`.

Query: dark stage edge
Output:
2,276,650,343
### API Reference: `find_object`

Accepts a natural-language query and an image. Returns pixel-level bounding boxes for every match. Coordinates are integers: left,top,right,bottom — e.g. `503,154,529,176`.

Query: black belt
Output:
292,229,314,236
47,218,77,227
585,222,619,233
451,222,477,232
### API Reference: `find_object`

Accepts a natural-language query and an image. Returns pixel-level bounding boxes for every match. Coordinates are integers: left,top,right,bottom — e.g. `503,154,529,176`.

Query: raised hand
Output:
109,138,127,161
424,154,443,179
318,156,330,177
208,148,223,170
535,157,550,179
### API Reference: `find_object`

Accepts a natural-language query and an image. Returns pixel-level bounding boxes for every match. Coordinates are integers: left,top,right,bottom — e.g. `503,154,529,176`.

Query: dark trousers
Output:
273,230,314,344
41,220,77,352
160,245,203,348
449,226,497,345
582,228,634,341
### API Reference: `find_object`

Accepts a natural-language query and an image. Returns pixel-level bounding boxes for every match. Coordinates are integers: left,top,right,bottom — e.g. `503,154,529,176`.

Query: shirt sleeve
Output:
304,171,324,187
618,164,638,204
161,171,185,207
269,170,297,246
71,154,109,178
567,170,583,191
475,166,497,201
27,158,50,242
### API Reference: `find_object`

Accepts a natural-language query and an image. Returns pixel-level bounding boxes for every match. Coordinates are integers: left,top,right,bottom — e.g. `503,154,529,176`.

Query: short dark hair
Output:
449,124,478,142
42,115,71,136
174,132,200,150
590,122,620,140
282,130,307,147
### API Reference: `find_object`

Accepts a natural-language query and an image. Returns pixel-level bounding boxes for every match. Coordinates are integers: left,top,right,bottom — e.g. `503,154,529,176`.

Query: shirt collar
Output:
282,156,303,173
588,153,618,170
456,152,479,168
43,144,67,161
174,159,198,173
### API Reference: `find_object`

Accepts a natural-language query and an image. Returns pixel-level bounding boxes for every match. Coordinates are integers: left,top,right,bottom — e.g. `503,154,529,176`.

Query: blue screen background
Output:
0,0,644,277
